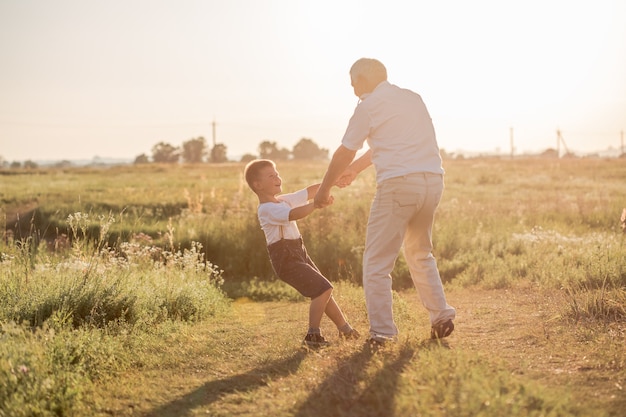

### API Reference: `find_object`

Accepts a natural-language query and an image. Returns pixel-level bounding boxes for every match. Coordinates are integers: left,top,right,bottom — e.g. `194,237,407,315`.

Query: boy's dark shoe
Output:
339,328,361,340
431,319,455,339
303,333,330,349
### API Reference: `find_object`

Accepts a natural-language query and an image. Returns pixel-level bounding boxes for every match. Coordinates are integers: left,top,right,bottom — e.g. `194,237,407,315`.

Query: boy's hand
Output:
314,192,333,208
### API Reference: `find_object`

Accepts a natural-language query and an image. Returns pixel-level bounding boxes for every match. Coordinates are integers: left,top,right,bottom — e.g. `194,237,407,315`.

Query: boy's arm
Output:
305,183,321,200
289,184,333,220
289,202,316,221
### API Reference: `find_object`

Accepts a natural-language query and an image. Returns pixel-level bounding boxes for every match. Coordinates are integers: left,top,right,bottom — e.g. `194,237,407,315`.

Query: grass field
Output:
1,157,625,416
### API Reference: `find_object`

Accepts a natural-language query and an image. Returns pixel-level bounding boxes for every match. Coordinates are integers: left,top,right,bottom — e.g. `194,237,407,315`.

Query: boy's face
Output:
254,165,282,195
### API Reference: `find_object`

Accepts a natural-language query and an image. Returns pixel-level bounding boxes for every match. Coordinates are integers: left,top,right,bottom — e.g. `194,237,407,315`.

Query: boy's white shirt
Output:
258,188,308,245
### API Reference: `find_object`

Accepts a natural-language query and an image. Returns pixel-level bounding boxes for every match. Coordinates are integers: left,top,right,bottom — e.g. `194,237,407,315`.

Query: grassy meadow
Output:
1,157,625,416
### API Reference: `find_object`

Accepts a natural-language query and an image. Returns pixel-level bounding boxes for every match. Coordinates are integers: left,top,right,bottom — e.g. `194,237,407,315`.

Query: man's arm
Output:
336,149,372,187
314,145,357,208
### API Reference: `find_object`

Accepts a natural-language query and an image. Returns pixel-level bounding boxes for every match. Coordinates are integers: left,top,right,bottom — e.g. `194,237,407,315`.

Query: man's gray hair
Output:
349,58,387,83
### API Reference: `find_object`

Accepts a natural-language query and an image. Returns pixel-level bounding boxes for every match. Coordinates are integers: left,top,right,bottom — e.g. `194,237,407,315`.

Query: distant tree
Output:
540,148,558,159
182,136,207,163
292,138,328,160
10,161,21,169
240,153,257,163
258,140,290,160
23,160,38,169
134,153,150,164
152,142,179,163
258,141,276,159
54,160,73,168
210,143,228,163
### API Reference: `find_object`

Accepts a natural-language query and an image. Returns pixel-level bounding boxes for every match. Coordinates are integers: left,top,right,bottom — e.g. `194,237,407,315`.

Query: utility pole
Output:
557,129,570,158
211,118,217,148
556,129,560,157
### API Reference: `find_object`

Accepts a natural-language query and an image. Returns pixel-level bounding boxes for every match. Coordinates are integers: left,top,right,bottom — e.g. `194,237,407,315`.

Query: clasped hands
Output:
313,168,357,208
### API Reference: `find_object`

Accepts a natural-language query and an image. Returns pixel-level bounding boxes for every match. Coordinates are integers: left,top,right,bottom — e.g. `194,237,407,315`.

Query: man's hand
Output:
335,168,357,188
316,145,357,207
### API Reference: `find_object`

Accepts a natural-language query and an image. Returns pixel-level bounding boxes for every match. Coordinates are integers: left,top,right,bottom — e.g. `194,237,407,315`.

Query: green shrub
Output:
0,319,129,416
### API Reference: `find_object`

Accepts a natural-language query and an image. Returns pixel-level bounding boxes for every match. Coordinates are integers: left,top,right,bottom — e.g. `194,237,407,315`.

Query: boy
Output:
244,159,359,348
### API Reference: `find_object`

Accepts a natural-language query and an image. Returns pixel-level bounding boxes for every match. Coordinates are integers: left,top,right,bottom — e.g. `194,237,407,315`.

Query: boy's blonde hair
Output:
244,159,275,191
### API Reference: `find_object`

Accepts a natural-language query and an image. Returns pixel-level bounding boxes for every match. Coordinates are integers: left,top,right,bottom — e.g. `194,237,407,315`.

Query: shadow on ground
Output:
143,350,307,417
143,338,449,417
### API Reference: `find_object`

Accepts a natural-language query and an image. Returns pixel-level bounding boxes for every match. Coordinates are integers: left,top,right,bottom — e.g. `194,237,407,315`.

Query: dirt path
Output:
446,286,625,412
92,287,625,416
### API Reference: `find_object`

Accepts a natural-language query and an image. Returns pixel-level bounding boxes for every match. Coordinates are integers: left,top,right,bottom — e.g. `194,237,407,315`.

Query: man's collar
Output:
359,80,390,100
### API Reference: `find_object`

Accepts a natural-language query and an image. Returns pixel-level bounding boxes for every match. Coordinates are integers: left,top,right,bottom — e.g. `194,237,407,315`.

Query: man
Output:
314,58,456,345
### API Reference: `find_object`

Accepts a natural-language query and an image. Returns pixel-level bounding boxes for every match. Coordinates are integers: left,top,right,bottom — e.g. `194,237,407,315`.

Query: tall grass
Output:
0,208,229,416
3,158,625,297
1,212,228,328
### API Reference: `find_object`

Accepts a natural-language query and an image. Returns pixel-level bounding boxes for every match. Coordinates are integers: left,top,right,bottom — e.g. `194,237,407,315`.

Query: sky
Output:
1,0,625,162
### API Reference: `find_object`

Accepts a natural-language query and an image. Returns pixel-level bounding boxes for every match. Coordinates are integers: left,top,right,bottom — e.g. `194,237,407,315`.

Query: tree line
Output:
135,137,329,164
0,137,330,170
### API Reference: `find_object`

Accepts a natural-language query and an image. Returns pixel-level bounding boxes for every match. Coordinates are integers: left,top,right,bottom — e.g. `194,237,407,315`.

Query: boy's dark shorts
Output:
267,237,333,299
